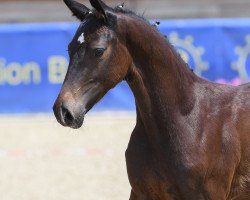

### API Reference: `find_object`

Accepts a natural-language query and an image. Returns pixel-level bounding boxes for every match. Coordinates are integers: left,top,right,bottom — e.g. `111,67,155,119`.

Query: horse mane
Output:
113,6,192,73
113,6,154,28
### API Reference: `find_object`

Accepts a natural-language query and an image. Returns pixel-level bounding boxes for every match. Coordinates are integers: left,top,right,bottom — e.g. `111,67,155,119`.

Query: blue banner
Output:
1,19,250,113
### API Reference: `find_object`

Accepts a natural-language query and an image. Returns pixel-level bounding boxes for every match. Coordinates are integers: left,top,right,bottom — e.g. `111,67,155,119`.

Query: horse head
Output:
53,0,132,129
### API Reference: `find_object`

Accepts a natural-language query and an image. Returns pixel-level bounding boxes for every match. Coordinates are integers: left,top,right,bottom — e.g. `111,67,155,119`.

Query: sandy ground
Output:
0,112,136,200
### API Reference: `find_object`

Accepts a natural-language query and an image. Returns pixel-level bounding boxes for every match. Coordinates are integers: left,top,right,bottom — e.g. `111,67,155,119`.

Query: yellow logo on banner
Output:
48,56,68,84
0,58,41,85
232,35,250,81
0,56,69,86
169,32,209,76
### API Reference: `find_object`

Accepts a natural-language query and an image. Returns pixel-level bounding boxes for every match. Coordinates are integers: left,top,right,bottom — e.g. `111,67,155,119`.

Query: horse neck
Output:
119,16,200,135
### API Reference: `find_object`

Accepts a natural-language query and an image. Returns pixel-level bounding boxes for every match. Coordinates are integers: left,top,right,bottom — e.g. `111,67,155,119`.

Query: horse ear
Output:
64,0,90,21
89,0,110,21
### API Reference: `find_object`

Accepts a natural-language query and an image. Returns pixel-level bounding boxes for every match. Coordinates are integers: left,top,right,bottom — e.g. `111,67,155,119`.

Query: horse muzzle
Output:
53,89,87,130
53,83,104,129
53,102,85,129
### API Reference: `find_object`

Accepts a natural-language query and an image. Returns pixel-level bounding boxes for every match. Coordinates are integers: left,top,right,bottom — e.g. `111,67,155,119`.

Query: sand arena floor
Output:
0,112,135,200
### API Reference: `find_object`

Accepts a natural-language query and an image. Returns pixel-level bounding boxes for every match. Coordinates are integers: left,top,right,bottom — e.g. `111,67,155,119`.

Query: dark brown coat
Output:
53,0,250,199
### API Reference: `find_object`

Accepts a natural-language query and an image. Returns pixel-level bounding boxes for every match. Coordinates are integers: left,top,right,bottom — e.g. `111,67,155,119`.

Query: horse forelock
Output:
68,16,103,55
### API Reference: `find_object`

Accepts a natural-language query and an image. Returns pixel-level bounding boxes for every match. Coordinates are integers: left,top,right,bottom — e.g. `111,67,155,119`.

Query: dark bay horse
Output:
53,0,250,199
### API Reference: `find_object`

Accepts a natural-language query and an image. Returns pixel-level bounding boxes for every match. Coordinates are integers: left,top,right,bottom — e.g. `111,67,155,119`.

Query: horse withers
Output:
53,0,250,199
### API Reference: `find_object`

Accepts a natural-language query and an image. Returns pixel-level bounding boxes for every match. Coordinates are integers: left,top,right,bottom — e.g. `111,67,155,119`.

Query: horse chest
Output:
126,146,174,199
126,132,184,200
125,128,222,200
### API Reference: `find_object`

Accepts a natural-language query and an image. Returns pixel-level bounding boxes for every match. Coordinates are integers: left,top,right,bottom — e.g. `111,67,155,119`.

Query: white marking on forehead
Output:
77,33,85,44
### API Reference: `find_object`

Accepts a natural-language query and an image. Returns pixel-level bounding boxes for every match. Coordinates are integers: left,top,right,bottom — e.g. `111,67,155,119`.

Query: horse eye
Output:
94,48,105,58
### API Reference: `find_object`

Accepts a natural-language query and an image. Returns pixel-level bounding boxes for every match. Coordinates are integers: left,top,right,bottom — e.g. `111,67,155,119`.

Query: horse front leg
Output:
129,190,147,200
129,191,138,200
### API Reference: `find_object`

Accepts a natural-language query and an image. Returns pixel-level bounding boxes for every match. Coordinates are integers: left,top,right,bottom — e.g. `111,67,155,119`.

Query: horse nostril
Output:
61,105,74,125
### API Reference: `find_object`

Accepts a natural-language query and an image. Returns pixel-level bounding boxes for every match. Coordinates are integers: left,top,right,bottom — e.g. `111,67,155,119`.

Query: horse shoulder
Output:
228,84,250,199
201,83,250,199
